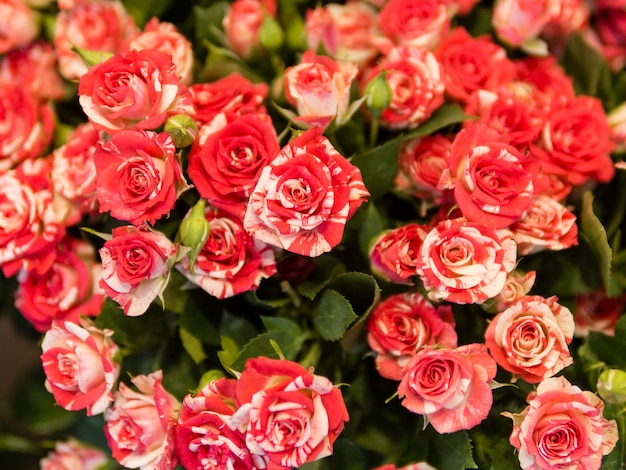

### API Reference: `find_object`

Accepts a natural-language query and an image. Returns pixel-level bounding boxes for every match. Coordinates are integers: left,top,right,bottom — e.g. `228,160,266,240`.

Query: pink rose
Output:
187,112,280,219
15,237,104,333
415,218,517,304
492,0,556,47
485,295,574,383
0,0,38,54
574,289,626,338
99,225,179,317
441,123,540,229
53,0,138,80
40,439,108,470
176,377,261,470
367,292,457,380
542,0,590,41
374,464,436,470
244,128,369,257
369,223,429,284
40,318,120,416
398,344,497,434
234,357,349,470
284,50,358,129
363,46,445,130
93,129,189,225
78,49,194,134
176,206,277,299
510,194,578,256
504,376,618,470
222,0,277,58
492,270,536,312
105,371,180,470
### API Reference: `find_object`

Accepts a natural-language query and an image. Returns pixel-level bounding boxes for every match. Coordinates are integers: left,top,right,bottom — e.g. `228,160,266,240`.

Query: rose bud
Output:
364,70,393,112
177,199,211,272
259,12,284,51
164,113,198,148
597,369,626,405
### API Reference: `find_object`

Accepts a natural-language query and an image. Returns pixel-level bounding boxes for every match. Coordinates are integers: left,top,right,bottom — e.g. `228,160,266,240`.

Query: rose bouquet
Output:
1,0,626,469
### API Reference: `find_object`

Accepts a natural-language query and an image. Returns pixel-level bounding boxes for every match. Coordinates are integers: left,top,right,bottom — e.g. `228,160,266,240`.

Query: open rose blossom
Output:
367,292,457,380
78,49,194,134
222,0,277,59
398,344,497,434
93,129,189,225
574,289,626,338
504,376,618,470
283,50,358,129
40,318,120,416
0,0,39,54
374,463,436,470
415,218,517,304
233,357,349,469
492,0,557,48
40,439,108,470
243,128,369,257
176,206,277,299
99,225,180,317
104,370,180,470
485,295,574,383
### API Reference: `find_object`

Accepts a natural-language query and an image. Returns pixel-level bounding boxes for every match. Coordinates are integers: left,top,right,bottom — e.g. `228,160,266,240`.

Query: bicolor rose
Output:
492,270,536,312
176,206,277,299
234,357,349,470
415,218,517,304
485,295,574,383
40,318,120,416
398,344,497,434
99,225,179,317
222,0,277,58
542,0,590,41
492,0,556,48
105,371,180,470
15,237,104,333
187,112,280,219
93,129,190,225
367,292,457,380
40,439,108,470
78,49,194,134
0,0,38,54
574,289,626,338
594,6,626,71
504,376,618,470
374,463,436,470
243,128,369,257
284,50,358,129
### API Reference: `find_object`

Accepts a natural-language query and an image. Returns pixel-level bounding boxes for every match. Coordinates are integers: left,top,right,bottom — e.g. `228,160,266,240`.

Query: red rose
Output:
78,49,193,134
94,129,189,225
513,56,576,111
243,128,369,257
574,289,626,338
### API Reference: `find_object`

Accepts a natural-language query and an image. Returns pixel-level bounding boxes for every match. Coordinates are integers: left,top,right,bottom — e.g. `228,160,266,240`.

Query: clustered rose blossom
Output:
40,439,108,470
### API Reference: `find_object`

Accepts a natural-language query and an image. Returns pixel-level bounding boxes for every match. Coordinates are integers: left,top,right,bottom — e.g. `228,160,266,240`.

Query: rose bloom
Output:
492,270,536,312
0,160,65,277
415,217,517,304
362,46,445,130
234,357,349,469
435,26,516,104
398,344,497,434
574,289,626,338
510,194,578,256
93,129,189,225
395,134,452,215
542,0,590,42
0,0,38,54
223,0,277,58
440,123,540,229
190,73,268,126
369,223,429,285
15,237,104,333
0,82,54,172
376,0,449,53
0,41,64,101
244,128,369,257
367,292,457,380
594,7,626,71
513,56,576,112
304,1,379,68
105,371,180,470
78,49,194,135
176,206,277,299
504,376,618,470
40,439,108,470
532,95,615,186
374,463,436,470
40,318,120,416
99,225,179,317
188,112,280,219
177,377,265,470
492,0,557,48
284,50,358,129
54,0,138,80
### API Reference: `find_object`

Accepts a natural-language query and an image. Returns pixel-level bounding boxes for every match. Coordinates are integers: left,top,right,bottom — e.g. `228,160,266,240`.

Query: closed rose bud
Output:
164,113,198,148
259,13,284,51
597,369,626,405
178,200,211,271
364,70,393,112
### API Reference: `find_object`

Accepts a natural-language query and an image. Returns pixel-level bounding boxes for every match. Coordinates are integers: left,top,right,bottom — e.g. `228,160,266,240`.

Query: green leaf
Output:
489,439,520,470
430,430,478,470
601,436,626,470
358,202,386,258
193,3,230,47
313,289,357,341
403,103,474,140
217,336,241,374
176,302,220,346
230,325,307,371
351,135,402,200
329,272,380,323
219,310,258,348
0,434,39,454
71,46,113,68
122,0,175,27
297,255,346,300
586,315,626,369
179,328,207,364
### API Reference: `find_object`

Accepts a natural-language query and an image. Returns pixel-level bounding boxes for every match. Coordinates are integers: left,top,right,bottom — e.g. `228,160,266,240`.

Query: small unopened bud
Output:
259,14,284,51
164,114,198,148
73,46,114,68
364,70,393,112
178,200,210,272
597,369,626,404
